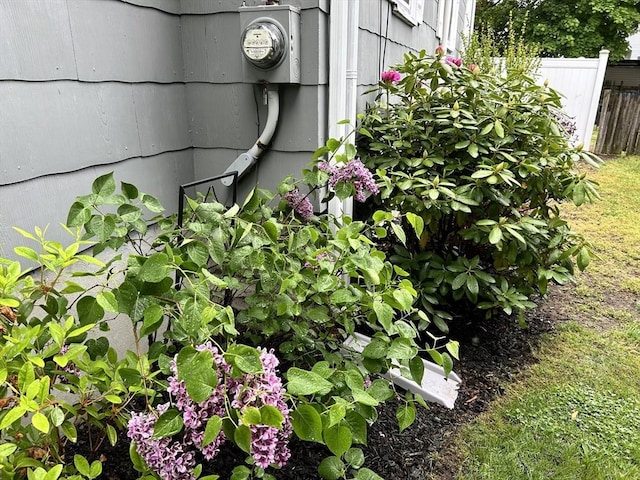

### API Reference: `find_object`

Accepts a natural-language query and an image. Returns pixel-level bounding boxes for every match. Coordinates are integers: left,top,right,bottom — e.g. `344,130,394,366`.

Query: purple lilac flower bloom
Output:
446,56,462,67
319,158,380,202
283,189,314,221
128,344,292,477
127,404,197,480
381,70,401,84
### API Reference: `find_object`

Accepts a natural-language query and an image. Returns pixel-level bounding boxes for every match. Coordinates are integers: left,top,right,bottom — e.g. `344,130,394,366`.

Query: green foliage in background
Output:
475,0,640,62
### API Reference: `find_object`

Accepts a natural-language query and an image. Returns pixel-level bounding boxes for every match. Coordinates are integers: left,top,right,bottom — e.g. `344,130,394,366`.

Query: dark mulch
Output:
68,295,563,480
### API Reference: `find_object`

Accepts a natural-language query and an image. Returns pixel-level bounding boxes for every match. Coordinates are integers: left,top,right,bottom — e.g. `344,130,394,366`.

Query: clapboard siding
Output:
180,0,328,15
187,83,324,152
68,0,184,83
181,8,328,86
0,82,189,184
0,0,77,80
0,151,194,259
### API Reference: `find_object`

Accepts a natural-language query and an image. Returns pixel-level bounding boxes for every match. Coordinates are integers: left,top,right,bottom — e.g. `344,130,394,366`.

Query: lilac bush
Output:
127,344,292,478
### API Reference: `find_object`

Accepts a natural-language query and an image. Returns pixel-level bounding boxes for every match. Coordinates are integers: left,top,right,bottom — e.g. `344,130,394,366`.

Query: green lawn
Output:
438,156,640,480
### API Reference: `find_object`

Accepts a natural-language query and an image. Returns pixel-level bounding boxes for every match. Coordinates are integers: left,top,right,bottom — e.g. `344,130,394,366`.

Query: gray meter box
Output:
239,4,301,84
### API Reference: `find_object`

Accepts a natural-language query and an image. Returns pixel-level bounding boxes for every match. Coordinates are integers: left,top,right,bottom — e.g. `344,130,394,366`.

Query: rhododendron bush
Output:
355,48,601,331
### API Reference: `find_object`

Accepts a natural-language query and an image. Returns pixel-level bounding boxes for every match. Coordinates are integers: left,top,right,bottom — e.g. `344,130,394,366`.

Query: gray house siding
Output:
1,0,469,261
0,0,192,260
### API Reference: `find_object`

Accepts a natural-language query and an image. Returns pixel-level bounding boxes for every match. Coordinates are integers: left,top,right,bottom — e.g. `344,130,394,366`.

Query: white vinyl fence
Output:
536,50,609,150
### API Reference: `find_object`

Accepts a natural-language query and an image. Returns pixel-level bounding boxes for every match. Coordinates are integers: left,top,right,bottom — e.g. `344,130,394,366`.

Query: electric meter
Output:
241,21,286,69
239,5,300,84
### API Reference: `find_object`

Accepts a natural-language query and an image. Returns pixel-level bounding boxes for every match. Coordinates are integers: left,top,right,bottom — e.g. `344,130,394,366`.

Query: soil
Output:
69,290,568,480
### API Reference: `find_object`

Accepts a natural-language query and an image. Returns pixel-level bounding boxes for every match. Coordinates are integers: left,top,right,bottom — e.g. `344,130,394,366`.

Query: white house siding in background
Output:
627,31,640,59
0,0,473,262
538,50,609,150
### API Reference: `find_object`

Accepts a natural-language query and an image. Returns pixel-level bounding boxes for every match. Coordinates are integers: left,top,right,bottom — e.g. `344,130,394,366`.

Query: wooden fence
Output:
594,88,640,155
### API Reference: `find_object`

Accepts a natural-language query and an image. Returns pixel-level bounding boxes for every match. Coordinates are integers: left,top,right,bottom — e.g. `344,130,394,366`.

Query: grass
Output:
439,156,640,480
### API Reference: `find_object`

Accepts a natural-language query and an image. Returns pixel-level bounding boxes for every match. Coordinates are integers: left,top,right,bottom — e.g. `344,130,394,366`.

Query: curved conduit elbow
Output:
222,85,280,186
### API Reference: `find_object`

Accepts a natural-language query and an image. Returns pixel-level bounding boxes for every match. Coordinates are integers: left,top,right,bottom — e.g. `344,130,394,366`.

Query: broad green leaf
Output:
396,403,416,432
121,181,139,200
318,456,345,480
141,194,164,213
345,447,365,468
406,212,424,238
225,344,262,375
409,356,425,384
92,172,116,197
489,226,503,245
203,415,223,447
152,408,183,438
355,468,385,480
260,405,284,427
361,338,388,359
352,388,379,406
291,405,323,442
32,412,50,433
387,338,418,360
391,222,407,246
74,455,91,477
77,295,104,324
138,253,169,283
140,304,164,337
372,301,394,332
323,424,352,457
116,204,141,223
0,443,17,457
234,425,252,453
494,119,505,138
177,347,217,403
286,368,333,396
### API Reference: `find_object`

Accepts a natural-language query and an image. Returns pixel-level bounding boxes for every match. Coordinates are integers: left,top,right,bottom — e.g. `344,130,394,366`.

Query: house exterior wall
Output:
0,0,470,261
0,0,193,261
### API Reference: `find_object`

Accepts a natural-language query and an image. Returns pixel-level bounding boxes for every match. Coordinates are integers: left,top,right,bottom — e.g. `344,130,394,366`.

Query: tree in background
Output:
475,0,640,61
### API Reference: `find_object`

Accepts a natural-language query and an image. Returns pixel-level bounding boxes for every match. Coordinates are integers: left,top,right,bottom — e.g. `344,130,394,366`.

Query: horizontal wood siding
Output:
0,0,191,262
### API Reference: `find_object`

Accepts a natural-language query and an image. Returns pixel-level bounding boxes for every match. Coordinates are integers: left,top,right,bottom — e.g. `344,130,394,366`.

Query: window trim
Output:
391,0,425,27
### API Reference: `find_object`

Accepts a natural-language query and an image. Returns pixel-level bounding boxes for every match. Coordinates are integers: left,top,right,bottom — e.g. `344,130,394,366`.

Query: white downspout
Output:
327,0,359,218
222,85,280,186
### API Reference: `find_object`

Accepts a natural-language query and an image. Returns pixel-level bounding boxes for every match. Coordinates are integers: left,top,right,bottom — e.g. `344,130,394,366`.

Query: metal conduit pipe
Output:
221,84,280,186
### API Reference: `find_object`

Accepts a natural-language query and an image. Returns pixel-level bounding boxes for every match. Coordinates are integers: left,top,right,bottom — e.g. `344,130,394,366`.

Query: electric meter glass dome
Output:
241,21,286,69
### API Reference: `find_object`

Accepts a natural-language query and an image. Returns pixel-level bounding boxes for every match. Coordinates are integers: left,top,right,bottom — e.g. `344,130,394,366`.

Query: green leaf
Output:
352,388,380,406
409,356,425,384
287,368,333,396
92,172,116,197
406,212,424,238
140,303,164,337
32,412,50,433
489,226,503,245
231,466,251,480
61,421,78,442
391,222,407,246
291,405,323,442
0,443,17,457
318,456,345,480
116,204,141,223
106,424,117,446
87,215,116,242
203,415,223,448
241,406,262,426
225,344,263,375
494,119,505,138
355,468,384,480
234,425,252,453
177,347,218,403
260,405,284,427
77,295,105,324
14,246,39,263
96,291,118,313
152,408,183,438
74,455,91,477
345,447,365,468
392,288,414,311
396,403,416,432
121,181,139,200
577,246,591,271
361,338,388,359
323,424,352,457
467,143,479,158
89,460,103,479
372,301,394,332
141,193,164,213
138,253,169,283
387,338,418,360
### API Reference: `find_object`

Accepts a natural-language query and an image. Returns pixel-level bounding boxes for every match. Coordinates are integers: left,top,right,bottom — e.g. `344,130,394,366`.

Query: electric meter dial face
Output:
241,21,286,69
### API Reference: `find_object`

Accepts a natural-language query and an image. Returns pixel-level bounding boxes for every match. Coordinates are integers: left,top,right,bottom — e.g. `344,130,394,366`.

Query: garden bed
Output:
68,300,560,480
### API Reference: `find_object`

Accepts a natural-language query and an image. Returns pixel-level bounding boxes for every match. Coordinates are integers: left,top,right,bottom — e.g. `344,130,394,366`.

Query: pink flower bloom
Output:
320,158,379,203
468,63,480,74
381,70,401,84
435,45,445,56
446,56,462,67
283,189,314,221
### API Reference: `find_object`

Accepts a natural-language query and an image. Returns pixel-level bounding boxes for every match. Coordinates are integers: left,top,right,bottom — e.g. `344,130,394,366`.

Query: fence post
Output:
586,49,609,150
